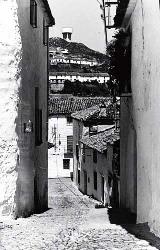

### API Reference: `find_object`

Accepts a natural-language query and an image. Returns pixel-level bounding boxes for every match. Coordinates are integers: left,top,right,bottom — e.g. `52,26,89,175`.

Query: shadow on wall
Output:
108,208,160,249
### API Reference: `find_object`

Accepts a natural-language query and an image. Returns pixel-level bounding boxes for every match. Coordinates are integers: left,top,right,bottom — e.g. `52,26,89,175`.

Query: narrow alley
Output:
0,178,160,250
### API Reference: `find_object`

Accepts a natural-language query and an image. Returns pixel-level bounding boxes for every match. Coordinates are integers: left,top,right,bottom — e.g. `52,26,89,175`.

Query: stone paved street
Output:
0,178,160,250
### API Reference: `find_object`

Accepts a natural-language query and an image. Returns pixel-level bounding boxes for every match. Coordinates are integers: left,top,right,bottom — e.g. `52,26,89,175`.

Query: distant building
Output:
0,0,54,218
49,53,99,67
62,27,73,41
48,96,111,178
80,129,119,206
49,72,109,93
71,103,120,206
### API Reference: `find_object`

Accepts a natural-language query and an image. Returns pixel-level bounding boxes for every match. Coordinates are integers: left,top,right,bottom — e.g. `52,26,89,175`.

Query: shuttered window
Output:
30,0,37,28
43,19,48,46
67,136,73,153
35,87,42,146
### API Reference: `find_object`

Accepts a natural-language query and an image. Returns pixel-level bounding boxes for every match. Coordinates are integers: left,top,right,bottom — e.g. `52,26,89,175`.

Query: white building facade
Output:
117,0,160,237
0,0,54,218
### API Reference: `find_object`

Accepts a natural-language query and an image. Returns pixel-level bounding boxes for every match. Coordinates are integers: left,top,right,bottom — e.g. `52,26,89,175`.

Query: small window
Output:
63,159,70,169
93,149,97,163
89,126,98,136
78,170,80,185
67,116,72,125
76,144,79,160
67,136,73,153
30,0,37,28
43,19,48,46
94,171,97,190
35,87,42,146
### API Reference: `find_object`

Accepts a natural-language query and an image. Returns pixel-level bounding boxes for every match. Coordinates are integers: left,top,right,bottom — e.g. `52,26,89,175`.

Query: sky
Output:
48,0,115,54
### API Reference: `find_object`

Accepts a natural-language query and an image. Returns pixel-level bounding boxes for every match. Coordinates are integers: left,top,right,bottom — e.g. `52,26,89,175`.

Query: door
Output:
101,176,104,203
84,170,87,194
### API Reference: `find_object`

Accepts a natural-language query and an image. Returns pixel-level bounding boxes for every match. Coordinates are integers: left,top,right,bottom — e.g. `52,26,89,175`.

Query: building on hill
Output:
115,0,160,237
49,49,99,67
48,97,112,178
49,72,109,86
71,103,120,206
0,0,54,218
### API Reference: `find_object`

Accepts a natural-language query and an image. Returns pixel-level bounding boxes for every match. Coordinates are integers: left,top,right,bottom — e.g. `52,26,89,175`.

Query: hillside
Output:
49,37,108,64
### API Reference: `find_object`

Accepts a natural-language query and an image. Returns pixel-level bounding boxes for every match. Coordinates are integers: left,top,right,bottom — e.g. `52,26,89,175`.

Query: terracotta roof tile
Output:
81,129,120,153
49,96,111,116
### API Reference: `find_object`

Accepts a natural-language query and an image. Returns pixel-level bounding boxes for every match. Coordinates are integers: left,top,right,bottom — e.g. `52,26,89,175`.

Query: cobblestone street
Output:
0,178,160,250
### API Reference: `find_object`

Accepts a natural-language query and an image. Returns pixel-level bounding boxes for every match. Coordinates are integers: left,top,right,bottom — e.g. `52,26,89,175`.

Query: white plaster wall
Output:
80,146,113,205
48,116,73,178
73,120,84,185
130,0,160,234
120,96,137,214
0,0,22,217
0,0,49,217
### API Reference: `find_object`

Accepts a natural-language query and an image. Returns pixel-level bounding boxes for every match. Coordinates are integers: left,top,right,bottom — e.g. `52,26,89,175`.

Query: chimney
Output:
62,27,73,42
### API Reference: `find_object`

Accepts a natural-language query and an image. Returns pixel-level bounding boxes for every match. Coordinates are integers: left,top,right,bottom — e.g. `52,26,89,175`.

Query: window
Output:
76,144,79,160
35,87,42,146
67,136,73,153
67,116,72,125
30,0,37,28
94,171,97,190
63,159,70,169
78,170,80,185
93,149,97,163
89,126,98,136
43,19,48,46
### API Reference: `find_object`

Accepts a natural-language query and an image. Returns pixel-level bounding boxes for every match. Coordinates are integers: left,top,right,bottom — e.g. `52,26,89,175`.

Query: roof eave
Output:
41,0,55,26
121,0,137,29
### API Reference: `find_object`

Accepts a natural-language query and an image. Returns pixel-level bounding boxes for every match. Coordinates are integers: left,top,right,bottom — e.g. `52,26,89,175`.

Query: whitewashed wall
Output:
48,116,73,178
127,0,160,236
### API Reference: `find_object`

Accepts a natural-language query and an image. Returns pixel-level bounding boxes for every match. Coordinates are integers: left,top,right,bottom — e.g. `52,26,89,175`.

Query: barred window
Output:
63,159,70,169
30,0,37,28
67,136,73,153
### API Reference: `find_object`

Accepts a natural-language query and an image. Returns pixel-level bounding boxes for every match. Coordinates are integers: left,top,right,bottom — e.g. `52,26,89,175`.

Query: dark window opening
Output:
93,149,97,163
78,170,80,185
67,116,72,125
63,159,70,169
82,144,85,163
30,0,37,28
35,87,42,146
76,144,79,160
94,171,97,190
43,19,48,46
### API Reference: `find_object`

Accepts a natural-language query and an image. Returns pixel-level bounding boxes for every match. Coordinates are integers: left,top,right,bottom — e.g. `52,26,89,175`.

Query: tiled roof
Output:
81,129,120,153
71,101,115,123
49,96,111,116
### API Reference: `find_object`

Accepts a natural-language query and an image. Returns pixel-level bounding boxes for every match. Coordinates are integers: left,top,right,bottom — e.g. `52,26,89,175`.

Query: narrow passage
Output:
0,178,159,250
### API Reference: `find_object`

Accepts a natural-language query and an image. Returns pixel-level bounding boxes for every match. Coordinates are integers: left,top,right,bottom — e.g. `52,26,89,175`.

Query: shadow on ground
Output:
108,208,160,249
